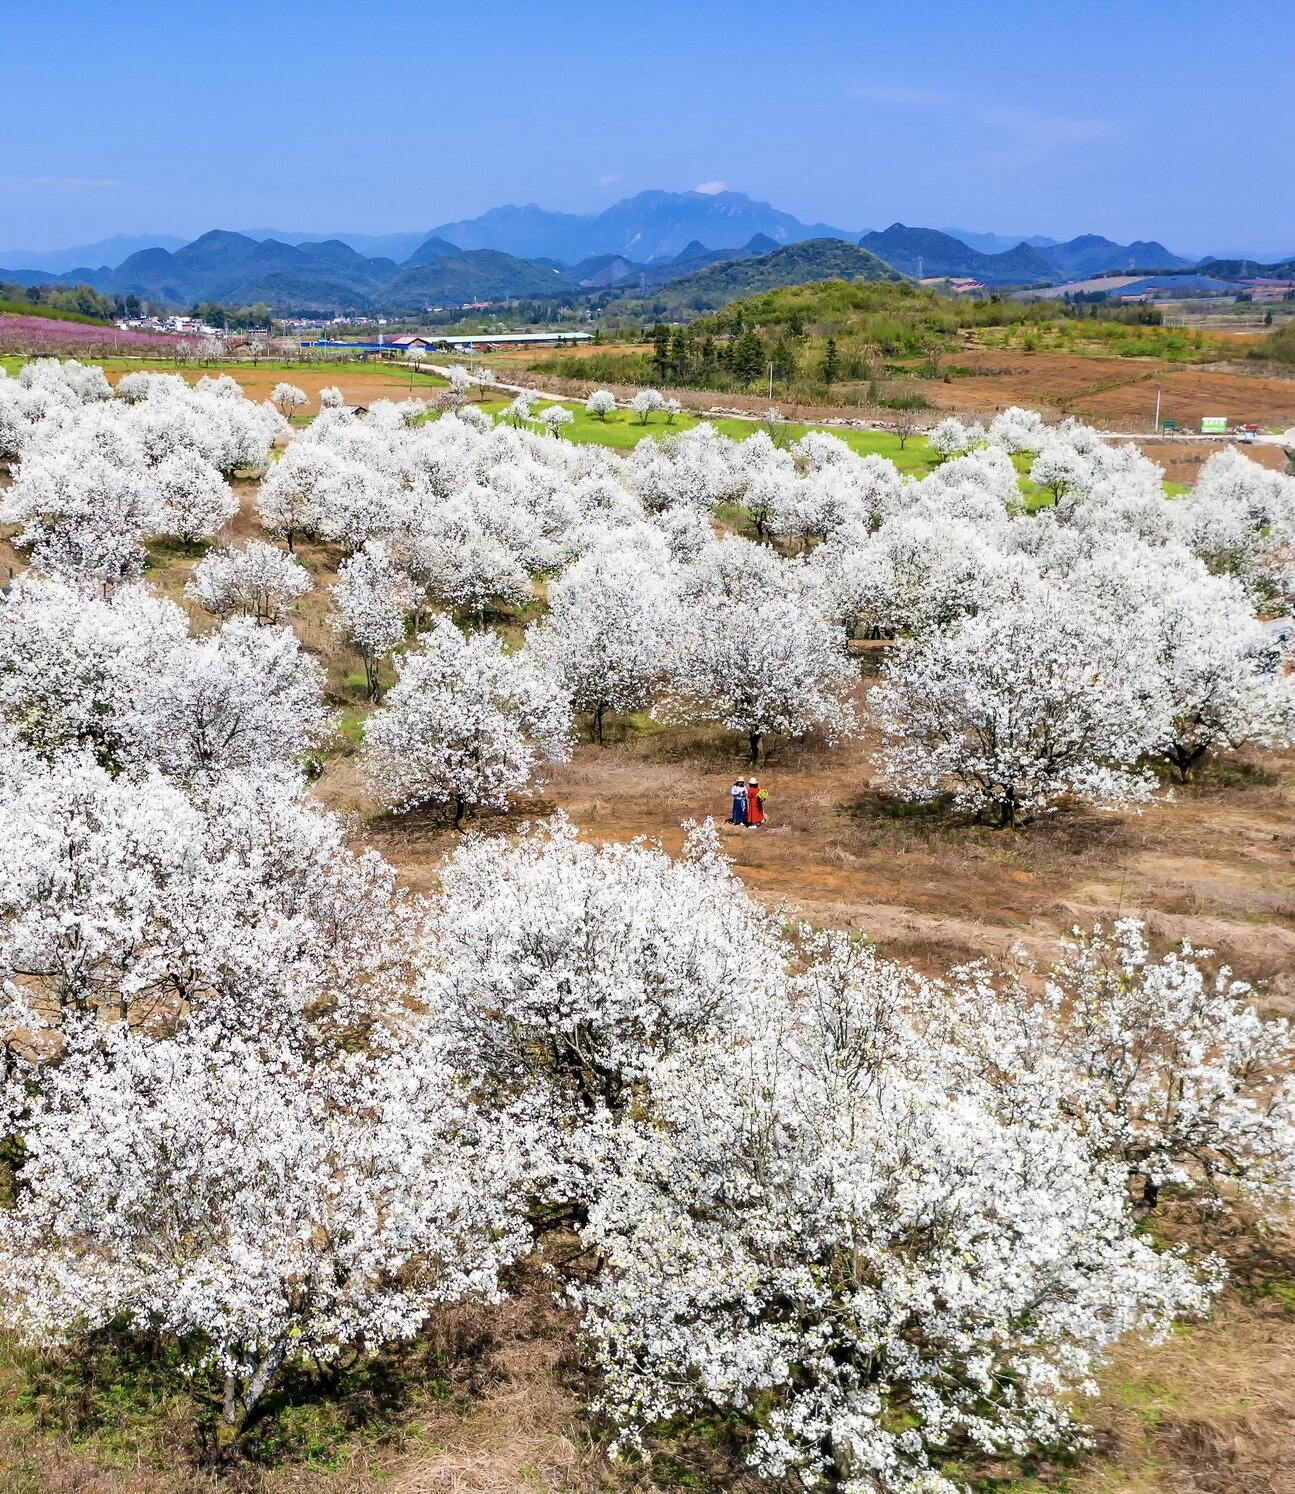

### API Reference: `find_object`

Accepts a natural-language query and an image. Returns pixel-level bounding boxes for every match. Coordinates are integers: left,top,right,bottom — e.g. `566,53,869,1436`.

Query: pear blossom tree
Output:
871,587,1159,826
363,617,571,824
1030,440,1091,504
1069,552,1295,780
1,440,165,582
0,753,421,1037
330,540,420,700
539,404,575,437
630,388,665,425
528,544,678,742
505,390,536,427
186,540,313,625
124,617,330,780
0,576,187,766
586,389,616,422
0,979,530,1444
573,939,1215,1494
271,382,308,421
446,364,473,401
665,587,858,762
154,448,239,541
927,416,982,462
946,920,1295,1215
423,815,783,1132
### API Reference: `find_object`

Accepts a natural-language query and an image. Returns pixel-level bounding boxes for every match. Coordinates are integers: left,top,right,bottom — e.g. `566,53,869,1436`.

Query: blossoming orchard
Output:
3,354,1295,1490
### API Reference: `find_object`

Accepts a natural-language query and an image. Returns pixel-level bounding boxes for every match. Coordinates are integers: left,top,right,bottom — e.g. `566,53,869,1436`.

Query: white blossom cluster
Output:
0,361,286,579
0,573,327,778
2,364,1294,1483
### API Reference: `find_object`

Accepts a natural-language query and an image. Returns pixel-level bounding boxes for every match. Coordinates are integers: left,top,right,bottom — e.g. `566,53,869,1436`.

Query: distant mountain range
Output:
0,190,1274,316
857,224,1192,285
1198,255,1295,279
421,190,858,264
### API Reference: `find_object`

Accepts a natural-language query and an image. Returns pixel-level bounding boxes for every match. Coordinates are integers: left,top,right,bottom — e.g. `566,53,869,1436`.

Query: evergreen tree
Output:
822,337,840,385
652,323,670,378
733,330,765,386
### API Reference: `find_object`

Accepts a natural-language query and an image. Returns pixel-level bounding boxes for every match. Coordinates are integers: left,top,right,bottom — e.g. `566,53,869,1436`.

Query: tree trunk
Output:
453,795,466,829
748,730,762,765
594,702,605,745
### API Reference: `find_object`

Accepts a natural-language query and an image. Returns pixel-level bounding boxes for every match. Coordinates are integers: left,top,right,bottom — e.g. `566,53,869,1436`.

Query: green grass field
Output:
478,395,944,473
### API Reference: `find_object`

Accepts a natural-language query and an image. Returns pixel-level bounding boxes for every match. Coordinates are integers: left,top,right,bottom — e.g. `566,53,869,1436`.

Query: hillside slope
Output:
633,238,904,312
858,224,1055,283
380,249,565,308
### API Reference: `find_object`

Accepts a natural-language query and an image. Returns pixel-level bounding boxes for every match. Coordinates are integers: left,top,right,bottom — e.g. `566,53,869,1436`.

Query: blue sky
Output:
3,0,1291,258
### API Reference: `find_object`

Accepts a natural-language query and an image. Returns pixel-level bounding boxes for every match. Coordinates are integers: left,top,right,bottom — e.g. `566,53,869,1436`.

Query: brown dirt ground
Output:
98,362,448,414
920,346,1295,431
6,445,1295,1494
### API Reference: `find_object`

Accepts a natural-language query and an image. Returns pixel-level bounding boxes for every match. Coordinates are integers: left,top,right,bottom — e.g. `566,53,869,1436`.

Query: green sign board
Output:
1162,419,1177,433
1201,416,1227,434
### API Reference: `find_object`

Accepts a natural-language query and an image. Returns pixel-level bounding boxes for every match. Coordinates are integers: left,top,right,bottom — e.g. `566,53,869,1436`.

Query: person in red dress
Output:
746,778,766,826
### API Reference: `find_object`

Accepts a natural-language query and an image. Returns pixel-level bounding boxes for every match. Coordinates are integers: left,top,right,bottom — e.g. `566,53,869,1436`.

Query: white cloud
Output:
693,180,727,195
597,173,622,188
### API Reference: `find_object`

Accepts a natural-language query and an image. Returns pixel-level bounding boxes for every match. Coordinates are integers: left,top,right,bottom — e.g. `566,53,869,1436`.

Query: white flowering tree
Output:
423,815,783,1133
0,576,187,767
186,540,313,624
1069,552,1295,780
446,364,472,401
154,448,240,541
573,942,1214,1494
528,545,677,742
270,381,308,420
0,971,529,1446
630,388,665,425
539,404,575,437
363,617,571,824
504,390,536,427
871,588,1158,826
124,617,329,779
585,389,616,421
330,540,420,700
2,440,165,582
1030,440,1091,504
947,920,1295,1215
927,416,982,462
0,751,420,1037
665,587,858,762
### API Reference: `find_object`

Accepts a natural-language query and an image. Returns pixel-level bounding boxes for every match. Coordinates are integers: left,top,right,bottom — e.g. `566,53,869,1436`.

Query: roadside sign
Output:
1201,416,1227,434
1162,419,1177,433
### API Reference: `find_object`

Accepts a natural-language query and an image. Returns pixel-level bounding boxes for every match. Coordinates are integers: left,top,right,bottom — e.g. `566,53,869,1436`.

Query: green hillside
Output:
620,237,904,314
381,250,566,309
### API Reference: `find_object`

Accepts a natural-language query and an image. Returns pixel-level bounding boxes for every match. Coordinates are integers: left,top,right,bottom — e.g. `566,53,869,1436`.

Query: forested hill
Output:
628,238,905,313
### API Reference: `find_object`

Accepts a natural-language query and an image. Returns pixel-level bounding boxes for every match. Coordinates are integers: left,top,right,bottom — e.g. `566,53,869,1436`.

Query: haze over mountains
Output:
0,190,1280,315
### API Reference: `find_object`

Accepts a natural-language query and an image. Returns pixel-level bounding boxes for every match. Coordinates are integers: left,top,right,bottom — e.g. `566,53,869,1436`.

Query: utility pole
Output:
1154,386,1161,434
768,362,774,401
